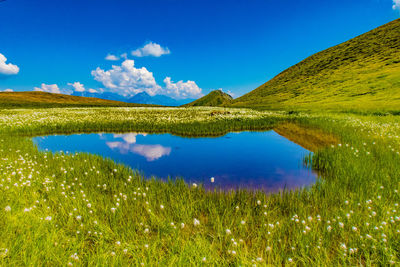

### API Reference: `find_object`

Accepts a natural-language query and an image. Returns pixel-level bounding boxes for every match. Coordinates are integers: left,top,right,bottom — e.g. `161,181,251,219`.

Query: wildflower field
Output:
0,107,399,265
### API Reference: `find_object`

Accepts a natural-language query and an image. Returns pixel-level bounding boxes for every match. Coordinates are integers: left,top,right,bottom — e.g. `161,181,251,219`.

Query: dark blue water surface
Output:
33,131,317,192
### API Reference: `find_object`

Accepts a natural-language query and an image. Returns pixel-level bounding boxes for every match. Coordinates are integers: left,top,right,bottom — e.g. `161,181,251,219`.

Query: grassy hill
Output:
184,90,233,107
232,19,400,112
0,91,158,108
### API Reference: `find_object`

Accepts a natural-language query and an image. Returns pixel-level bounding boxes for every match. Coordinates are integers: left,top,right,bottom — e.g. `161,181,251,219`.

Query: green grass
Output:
1,107,400,265
0,91,159,108
184,90,233,107
232,19,400,112
0,107,283,136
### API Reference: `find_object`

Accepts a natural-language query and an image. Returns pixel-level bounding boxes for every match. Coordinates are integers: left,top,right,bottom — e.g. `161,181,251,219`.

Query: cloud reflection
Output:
113,133,147,144
132,144,171,161
106,141,126,151
105,134,171,161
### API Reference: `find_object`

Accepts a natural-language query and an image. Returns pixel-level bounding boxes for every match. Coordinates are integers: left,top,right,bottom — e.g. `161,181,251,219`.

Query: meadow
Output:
0,107,400,265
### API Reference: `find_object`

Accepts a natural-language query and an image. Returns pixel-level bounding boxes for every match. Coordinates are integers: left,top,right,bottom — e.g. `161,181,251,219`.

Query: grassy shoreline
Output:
1,107,400,265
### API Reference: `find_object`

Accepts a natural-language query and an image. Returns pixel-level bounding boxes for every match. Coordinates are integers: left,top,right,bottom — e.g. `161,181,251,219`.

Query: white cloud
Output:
88,88,98,93
163,77,203,99
92,59,203,98
393,0,400,10
3,89,13,92
91,59,162,96
120,53,128,59
226,90,235,98
34,83,61,94
105,54,120,61
68,82,85,92
34,83,72,95
0,53,19,75
131,42,170,57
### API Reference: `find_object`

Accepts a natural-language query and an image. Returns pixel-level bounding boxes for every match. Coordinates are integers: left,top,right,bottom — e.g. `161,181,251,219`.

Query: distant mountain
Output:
127,92,195,106
72,91,194,106
72,92,126,102
232,19,400,111
184,90,233,107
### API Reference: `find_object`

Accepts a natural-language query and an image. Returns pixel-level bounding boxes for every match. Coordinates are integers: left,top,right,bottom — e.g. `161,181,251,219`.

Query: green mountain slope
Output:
0,91,158,108
232,19,400,111
184,90,233,107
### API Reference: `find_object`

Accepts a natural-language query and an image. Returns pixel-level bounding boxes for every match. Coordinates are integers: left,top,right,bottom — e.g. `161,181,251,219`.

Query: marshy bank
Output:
0,107,399,265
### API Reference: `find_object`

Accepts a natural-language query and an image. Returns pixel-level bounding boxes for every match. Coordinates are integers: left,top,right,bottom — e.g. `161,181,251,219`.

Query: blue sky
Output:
0,0,399,99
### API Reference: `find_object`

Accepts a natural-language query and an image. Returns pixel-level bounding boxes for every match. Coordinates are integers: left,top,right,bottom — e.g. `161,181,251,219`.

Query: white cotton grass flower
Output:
210,177,215,183
193,218,200,226
192,183,198,188
226,229,232,235
4,206,11,212
69,253,79,261
0,248,8,257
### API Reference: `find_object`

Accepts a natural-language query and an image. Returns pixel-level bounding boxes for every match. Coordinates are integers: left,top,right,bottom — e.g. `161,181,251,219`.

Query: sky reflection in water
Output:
33,131,317,192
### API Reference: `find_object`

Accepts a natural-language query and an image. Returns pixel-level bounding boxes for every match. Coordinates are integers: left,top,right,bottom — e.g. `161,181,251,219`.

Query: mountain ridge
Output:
72,91,194,106
232,19,400,111
184,90,233,107
0,91,158,108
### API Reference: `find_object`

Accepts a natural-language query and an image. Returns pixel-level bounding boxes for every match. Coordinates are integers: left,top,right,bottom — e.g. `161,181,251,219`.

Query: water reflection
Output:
105,133,171,161
106,141,171,161
33,131,317,192
113,133,146,144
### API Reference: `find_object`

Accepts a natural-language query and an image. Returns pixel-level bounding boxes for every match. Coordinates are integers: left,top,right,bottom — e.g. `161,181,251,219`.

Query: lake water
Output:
33,131,317,192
